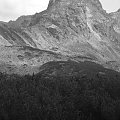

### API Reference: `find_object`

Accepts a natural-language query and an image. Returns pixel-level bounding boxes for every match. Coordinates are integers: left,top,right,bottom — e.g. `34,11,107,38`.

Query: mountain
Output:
1,1,120,119
0,0,120,74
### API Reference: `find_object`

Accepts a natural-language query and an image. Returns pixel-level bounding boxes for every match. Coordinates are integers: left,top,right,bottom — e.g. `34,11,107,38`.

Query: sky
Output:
0,0,120,22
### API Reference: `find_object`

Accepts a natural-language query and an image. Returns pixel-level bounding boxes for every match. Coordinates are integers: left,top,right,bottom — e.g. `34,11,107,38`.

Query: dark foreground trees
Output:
0,61,120,120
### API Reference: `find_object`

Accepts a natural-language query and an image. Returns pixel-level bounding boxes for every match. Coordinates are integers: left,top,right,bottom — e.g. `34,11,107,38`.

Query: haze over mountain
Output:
0,0,120,75
0,0,50,22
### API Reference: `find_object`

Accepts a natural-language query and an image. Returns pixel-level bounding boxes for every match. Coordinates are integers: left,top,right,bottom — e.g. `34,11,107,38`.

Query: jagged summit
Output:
47,0,103,10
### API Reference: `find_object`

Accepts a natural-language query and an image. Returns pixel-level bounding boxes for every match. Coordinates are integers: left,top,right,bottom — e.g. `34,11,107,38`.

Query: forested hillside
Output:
0,61,120,120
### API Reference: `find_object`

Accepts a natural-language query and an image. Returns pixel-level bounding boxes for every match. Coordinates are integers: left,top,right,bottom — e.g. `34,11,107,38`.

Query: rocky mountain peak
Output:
47,0,103,10
0,0,120,75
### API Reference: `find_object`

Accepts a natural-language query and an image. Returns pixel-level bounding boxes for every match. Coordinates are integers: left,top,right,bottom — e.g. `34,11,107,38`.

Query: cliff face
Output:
0,0,120,74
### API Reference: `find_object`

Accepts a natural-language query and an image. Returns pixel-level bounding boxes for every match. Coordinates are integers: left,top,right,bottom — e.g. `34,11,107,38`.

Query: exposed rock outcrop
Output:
0,0,120,74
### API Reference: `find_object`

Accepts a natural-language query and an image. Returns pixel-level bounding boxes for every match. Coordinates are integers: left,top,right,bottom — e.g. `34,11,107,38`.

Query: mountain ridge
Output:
0,0,120,74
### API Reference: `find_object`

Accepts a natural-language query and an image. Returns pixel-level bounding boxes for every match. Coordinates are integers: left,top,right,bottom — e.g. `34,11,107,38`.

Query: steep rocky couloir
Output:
0,0,120,74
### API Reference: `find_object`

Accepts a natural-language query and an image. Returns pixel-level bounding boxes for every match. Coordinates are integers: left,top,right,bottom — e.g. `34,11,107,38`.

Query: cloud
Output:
100,0,120,13
0,0,18,21
0,0,49,22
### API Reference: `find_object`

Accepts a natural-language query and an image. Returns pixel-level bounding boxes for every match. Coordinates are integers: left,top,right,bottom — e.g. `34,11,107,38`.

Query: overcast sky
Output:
0,0,120,22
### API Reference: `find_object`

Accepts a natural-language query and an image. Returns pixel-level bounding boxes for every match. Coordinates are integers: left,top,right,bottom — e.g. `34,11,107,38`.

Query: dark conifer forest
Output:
0,61,120,120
